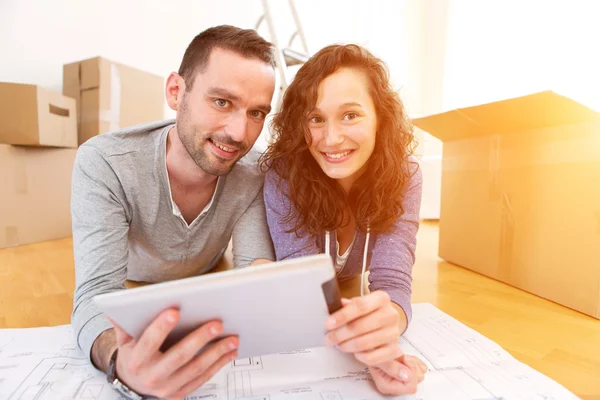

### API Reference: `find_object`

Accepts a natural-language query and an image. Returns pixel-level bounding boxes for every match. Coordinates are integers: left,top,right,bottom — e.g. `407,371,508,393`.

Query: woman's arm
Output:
263,168,321,260
368,158,423,327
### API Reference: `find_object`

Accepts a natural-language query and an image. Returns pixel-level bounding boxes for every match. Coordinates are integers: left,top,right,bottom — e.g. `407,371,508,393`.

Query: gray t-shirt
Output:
71,120,274,358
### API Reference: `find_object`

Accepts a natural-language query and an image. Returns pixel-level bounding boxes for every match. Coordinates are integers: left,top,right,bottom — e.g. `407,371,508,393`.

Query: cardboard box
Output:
0,82,77,148
412,91,600,319
63,57,164,145
0,144,77,248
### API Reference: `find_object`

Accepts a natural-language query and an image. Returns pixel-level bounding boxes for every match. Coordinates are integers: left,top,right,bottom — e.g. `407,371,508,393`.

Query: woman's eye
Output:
309,116,323,123
343,112,358,120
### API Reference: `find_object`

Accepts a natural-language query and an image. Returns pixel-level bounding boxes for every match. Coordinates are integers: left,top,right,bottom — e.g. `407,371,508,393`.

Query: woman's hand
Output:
369,355,427,395
325,291,404,366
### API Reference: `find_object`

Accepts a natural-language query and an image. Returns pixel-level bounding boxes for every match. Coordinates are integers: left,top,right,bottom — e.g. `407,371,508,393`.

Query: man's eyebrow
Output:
256,104,272,114
206,87,241,102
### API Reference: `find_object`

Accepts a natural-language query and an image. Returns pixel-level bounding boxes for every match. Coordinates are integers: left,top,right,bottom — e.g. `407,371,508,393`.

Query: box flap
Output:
0,82,39,145
80,57,104,90
412,91,600,142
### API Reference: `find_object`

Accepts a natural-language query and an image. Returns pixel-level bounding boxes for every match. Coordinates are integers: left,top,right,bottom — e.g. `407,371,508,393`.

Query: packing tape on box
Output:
488,134,501,201
487,134,515,279
498,191,515,280
97,64,122,131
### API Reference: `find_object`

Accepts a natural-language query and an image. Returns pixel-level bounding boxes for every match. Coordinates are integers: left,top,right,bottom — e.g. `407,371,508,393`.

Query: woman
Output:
260,44,427,395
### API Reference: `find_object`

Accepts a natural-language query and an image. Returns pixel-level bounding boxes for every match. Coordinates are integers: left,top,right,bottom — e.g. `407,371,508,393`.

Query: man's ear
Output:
165,72,186,111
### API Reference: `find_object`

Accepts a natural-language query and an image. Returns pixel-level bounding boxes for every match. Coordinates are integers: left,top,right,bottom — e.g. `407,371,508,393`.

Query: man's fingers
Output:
150,321,224,382
169,348,239,399
106,316,133,347
326,291,390,330
129,309,181,370
160,336,239,393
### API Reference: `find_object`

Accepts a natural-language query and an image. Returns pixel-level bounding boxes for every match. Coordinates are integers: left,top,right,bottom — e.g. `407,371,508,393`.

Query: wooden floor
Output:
1,221,599,399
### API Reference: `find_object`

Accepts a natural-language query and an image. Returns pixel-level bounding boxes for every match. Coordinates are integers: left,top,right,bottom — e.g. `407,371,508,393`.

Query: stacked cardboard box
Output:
412,91,600,319
0,83,78,248
0,57,164,248
63,57,164,145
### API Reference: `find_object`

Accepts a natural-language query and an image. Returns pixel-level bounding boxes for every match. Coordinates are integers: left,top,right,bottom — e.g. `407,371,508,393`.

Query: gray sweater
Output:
71,120,275,359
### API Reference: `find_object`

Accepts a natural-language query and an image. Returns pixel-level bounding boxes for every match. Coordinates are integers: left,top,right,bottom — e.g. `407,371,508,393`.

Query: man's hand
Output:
93,309,238,399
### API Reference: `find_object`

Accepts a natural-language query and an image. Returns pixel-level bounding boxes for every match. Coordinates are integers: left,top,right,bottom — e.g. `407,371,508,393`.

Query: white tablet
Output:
93,254,342,358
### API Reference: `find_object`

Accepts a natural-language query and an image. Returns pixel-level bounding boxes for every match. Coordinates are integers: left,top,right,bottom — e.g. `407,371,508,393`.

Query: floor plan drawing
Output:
0,305,579,400
6,356,110,400
0,338,14,356
231,356,263,370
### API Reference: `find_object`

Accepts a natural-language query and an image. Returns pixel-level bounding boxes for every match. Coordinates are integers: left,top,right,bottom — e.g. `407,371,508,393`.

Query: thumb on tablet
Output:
106,315,133,346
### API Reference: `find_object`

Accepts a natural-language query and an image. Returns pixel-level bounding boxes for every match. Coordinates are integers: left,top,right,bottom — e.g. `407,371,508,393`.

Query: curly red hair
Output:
260,44,416,235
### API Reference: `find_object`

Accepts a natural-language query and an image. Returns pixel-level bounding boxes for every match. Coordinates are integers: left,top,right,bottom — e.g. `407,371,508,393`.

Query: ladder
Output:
255,0,310,110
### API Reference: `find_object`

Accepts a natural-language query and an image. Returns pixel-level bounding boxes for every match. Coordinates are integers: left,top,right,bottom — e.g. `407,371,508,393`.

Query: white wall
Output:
443,0,600,111
0,0,430,149
0,0,263,115
414,0,600,219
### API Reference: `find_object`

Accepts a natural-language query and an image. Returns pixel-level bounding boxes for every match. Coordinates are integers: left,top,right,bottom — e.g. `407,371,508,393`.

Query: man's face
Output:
176,48,275,175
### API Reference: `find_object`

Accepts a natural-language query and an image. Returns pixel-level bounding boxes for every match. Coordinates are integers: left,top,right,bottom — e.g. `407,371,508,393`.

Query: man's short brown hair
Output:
178,25,275,90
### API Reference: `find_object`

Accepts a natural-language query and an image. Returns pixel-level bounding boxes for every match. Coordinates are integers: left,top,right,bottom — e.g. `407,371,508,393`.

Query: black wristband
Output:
106,348,145,400
106,348,119,383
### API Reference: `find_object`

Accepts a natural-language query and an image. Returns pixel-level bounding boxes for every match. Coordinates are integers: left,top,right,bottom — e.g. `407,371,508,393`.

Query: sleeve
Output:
367,159,423,324
70,145,130,360
263,169,321,260
232,185,276,268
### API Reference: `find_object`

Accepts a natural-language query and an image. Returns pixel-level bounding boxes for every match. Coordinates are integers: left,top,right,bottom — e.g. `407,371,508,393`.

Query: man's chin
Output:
201,156,238,176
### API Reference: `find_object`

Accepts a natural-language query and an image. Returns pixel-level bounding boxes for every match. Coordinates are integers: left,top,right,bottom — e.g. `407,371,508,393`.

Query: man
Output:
71,25,276,399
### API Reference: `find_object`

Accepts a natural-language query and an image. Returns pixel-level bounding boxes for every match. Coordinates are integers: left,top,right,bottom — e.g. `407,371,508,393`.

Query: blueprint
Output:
0,304,579,400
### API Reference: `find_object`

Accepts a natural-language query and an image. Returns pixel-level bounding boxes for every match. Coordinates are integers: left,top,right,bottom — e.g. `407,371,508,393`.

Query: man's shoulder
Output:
80,119,174,158
227,156,266,186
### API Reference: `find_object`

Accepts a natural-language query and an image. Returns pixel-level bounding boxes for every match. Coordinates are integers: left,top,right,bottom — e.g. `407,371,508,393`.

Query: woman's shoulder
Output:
404,155,423,188
264,165,288,190
263,165,292,207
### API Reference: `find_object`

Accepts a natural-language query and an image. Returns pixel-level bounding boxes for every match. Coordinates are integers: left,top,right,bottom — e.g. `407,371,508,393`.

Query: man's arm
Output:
231,186,275,267
71,145,130,369
91,329,118,373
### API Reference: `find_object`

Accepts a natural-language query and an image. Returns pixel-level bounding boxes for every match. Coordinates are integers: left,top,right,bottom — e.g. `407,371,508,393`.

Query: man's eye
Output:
251,110,265,118
215,99,229,107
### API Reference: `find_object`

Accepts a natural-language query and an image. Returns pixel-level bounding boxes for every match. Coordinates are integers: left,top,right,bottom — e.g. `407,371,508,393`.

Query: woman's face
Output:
307,67,377,192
